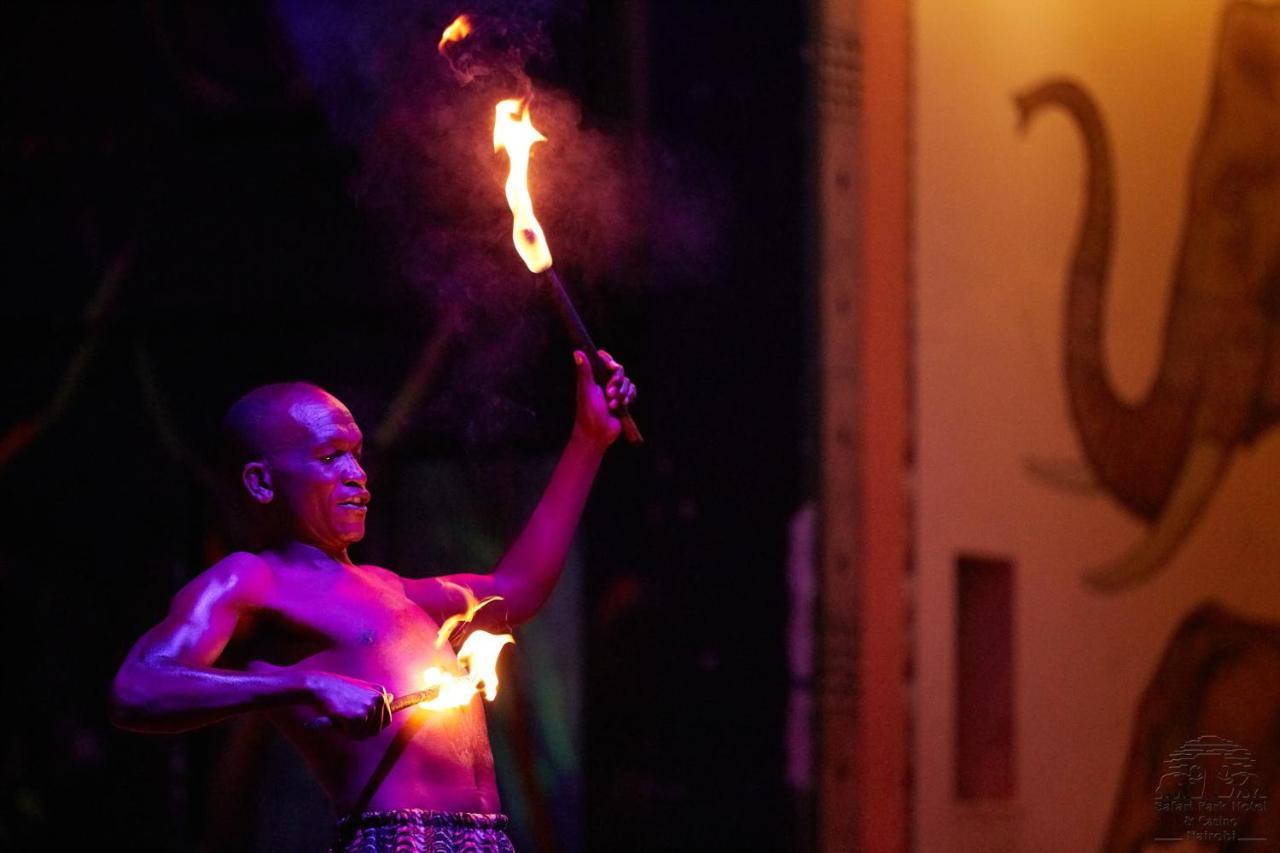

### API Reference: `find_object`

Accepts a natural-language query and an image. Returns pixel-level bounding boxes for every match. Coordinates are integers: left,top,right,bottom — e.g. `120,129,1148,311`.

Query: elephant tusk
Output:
1084,441,1230,593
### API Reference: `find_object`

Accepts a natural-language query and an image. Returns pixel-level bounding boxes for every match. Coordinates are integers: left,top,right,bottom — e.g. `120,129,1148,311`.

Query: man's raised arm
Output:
406,350,636,627
110,552,389,736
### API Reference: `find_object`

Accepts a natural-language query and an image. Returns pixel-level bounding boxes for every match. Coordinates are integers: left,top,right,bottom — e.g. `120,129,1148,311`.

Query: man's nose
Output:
344,456,367,486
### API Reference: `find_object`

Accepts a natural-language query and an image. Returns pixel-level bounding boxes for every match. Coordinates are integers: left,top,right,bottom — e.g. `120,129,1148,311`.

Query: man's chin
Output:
331,510,368,541
338,525,366,545
307,524,366,552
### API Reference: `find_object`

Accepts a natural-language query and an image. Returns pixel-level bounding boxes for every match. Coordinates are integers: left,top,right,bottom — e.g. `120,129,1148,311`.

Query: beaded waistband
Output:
337,809,509,833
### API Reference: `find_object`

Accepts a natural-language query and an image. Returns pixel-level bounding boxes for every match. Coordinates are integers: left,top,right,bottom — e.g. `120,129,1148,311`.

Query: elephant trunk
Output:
1017,79,1239,592
1015,79,1199,523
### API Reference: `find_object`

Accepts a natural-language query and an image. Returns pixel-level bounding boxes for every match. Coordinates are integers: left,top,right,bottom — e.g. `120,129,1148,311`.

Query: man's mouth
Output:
338,493,371,511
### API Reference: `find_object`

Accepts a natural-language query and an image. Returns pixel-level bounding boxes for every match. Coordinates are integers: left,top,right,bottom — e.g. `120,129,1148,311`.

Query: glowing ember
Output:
438,15,472,53
493,99,553,273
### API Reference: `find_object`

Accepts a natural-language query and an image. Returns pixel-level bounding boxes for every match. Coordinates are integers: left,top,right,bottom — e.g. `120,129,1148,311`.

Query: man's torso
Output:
220,554,501,816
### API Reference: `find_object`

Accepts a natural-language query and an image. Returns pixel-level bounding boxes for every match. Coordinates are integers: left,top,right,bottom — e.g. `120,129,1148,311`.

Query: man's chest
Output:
232,568,444,667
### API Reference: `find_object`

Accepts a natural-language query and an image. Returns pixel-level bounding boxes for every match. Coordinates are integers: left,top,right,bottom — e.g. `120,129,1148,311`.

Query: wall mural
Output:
1017,3,1279,849
1017,0,1280,594
1100,604,1280,850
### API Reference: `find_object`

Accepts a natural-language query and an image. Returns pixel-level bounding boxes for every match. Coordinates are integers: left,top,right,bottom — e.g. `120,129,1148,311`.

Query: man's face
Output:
258,389,370,553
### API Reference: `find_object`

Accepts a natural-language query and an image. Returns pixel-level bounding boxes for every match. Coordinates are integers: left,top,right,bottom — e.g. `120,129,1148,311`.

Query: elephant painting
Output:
1016,1,1280,592
1102,604,1280,851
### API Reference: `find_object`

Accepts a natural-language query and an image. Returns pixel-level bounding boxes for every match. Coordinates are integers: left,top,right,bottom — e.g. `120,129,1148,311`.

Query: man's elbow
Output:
109,663,164,731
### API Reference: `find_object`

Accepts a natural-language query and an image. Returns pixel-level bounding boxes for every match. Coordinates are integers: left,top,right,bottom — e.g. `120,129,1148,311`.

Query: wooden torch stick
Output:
389,689,441,713
304,687,443,731
539,268,643,445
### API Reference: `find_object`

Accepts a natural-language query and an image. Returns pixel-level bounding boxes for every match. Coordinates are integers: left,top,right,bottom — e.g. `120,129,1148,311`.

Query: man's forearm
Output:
491,429,605,623
110,660,312,733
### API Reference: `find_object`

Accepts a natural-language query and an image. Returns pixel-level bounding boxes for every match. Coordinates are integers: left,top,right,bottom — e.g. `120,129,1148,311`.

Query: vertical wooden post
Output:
813,0,910,850
813,2,866,847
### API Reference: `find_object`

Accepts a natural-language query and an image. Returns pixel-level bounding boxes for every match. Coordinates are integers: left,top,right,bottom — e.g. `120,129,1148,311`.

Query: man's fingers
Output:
598,348,628,383
606,378,635,408
379,689,393,731
575,347,634,420
573,351,596,387
360,688,391,735
579,349,627,381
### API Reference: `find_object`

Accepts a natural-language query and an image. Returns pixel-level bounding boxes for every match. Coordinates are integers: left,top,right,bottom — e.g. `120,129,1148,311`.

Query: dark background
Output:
1,1,807,850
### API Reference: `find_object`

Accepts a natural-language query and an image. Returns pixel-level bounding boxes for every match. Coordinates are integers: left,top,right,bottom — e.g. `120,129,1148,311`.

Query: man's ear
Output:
242,461,274,504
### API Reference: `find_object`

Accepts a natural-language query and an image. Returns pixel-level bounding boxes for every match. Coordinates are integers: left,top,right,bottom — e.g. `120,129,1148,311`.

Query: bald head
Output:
220,382,350,471
219,382,369,553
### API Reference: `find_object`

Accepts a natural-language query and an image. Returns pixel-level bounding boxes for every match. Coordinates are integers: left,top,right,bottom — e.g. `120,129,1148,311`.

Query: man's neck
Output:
267,539,353,569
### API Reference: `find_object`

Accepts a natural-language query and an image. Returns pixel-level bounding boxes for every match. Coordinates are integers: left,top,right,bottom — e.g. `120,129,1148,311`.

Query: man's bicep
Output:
404,572,502,622
128,555,268,668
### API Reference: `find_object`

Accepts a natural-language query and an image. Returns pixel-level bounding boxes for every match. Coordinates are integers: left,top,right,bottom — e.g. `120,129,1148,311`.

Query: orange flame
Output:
438,15,472,53
493,98,553,273
414,583,515,710
418,630,515,710
434,580,502,649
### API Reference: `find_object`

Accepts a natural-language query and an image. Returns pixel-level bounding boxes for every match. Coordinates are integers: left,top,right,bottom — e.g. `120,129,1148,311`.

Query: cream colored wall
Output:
914,2,1280,851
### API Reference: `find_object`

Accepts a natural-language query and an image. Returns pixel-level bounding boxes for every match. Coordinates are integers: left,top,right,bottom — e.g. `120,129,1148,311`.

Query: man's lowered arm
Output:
110,552,389,736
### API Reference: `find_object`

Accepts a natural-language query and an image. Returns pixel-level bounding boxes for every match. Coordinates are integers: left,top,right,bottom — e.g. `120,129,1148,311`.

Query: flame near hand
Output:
418,629,515,710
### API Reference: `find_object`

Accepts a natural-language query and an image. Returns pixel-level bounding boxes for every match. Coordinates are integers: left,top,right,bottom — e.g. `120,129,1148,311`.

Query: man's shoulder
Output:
214,550,272,569
180,551,275,608
212,550,274,579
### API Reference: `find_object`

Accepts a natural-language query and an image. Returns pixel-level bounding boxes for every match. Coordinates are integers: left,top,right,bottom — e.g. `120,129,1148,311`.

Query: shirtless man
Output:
111,349,636,852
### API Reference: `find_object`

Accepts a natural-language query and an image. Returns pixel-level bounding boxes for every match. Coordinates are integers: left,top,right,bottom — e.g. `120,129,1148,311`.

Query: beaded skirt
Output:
333,809,515,853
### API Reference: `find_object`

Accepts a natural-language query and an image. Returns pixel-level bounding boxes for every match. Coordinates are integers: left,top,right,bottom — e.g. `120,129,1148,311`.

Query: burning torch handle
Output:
541,269,643,445
389,690,439,713
302,688,441,731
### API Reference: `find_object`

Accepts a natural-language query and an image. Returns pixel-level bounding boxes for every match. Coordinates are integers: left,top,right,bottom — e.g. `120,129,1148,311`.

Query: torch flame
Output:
412,583,515,711
493,99,553,273
438,15,472,53
457,629,515,701
434,580,502,649
418,630,515,710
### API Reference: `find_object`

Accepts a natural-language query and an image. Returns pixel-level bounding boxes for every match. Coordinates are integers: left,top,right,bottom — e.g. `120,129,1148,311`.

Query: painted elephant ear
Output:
1219,1,1280,439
